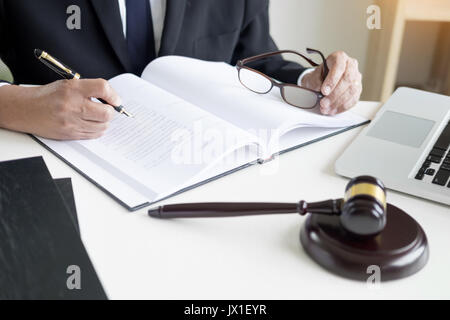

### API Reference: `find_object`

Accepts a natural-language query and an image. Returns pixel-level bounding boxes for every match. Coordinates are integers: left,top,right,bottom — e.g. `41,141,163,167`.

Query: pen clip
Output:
38,58,73,80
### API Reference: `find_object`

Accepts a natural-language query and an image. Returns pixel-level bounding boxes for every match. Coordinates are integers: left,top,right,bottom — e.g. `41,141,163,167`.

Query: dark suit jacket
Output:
0,0,305,85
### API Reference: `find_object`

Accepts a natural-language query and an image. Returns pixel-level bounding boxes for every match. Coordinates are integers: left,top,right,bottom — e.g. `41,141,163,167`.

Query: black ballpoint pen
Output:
34,49,133,118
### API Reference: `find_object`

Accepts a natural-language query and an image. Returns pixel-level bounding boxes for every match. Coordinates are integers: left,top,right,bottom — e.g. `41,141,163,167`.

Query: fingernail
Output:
323,85,331,95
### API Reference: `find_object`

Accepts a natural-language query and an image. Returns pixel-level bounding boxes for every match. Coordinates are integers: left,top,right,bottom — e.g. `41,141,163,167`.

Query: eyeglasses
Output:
236,49,329,109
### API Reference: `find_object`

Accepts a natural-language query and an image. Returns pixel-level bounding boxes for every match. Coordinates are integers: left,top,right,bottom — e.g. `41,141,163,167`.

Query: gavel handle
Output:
148,199,343,219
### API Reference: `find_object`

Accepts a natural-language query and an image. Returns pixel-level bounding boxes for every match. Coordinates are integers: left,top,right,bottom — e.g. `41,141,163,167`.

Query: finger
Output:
302,65,323,91
79,119,109,133
321,53,347,96
330,92,359,115
327,86,353,115
80,100,115,122
79,79,122,107
323,62,361,114
56,129,104,141
327,60,356,101
75,131,105,140
322,81,362,116
335,96,359,115
320,79,350,114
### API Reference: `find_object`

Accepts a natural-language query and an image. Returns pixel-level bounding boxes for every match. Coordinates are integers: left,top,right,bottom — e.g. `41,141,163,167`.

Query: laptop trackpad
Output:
367,111,435,148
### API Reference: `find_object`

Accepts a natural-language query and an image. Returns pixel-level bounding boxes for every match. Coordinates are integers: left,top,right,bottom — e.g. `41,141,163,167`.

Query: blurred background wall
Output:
1,0,449,100
269,0,373,80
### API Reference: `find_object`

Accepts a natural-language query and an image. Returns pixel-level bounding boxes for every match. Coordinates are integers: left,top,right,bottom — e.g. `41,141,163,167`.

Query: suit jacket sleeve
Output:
0,0,6,60
232,0,306,84
0,0,10,83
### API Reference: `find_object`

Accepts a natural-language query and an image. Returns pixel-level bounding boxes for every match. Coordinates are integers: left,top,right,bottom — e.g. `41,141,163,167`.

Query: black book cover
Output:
0,157,107,300
54,178,79,234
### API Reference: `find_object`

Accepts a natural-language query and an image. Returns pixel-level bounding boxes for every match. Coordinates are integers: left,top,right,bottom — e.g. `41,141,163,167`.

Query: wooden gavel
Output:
149,176,387,237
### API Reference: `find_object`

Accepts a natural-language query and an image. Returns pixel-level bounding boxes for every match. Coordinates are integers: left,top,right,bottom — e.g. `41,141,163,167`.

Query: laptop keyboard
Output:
415,122,450,187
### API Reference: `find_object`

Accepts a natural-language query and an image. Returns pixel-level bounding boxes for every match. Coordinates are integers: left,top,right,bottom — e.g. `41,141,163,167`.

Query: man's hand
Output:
0,79,121,140
301,51,362,115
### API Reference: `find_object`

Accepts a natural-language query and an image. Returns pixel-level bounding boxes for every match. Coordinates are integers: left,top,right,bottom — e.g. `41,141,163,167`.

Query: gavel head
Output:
340,176,387,237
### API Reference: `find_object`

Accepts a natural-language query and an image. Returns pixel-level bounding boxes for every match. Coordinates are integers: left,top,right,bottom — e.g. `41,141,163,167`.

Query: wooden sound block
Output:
300,203,429,282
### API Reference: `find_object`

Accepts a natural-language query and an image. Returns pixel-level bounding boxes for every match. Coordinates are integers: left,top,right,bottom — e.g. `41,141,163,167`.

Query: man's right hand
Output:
0,79,121,140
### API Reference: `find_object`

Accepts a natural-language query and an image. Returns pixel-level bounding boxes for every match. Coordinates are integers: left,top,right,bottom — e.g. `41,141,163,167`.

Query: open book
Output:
34,56,368,211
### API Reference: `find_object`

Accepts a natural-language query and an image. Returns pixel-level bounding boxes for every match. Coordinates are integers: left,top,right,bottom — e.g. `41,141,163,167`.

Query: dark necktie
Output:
126,0,156,75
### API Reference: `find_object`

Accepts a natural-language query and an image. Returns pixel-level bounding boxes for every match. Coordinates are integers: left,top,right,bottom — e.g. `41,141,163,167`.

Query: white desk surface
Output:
1,101,449,299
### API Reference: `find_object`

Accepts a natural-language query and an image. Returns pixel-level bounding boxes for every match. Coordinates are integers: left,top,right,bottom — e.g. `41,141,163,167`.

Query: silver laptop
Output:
336,87,450,206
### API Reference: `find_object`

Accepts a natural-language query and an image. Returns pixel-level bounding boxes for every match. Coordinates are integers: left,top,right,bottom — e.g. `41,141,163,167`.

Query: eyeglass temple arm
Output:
238,49,329,82
239,50,318,66
306,48,329,81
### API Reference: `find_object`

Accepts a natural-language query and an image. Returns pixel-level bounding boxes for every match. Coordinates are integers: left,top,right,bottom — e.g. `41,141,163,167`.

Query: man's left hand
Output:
301,51,362,115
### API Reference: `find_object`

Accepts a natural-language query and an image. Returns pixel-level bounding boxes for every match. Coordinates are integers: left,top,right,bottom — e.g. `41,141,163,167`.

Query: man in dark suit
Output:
0,0,362,140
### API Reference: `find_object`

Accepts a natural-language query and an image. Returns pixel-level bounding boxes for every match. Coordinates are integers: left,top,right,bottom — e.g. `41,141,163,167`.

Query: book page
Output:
38,74,260,208
141,56,367,138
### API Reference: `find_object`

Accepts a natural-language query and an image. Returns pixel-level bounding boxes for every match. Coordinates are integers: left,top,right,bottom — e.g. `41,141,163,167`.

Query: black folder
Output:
54,178,79,234
0,157,106,300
